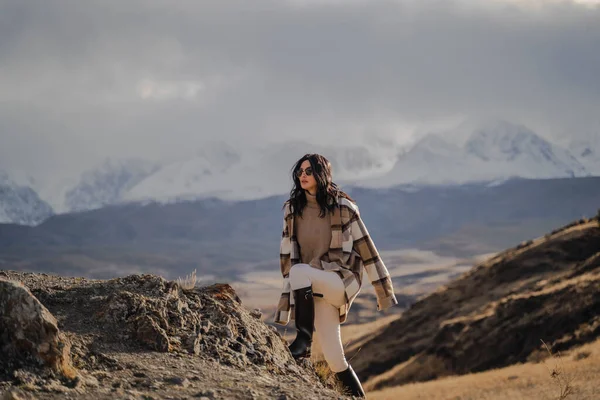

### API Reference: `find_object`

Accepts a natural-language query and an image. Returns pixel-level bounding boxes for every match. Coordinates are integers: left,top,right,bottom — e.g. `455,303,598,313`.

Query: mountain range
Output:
1,120,598,225
0,172,53,225
1,176,599,281
358,120,589,188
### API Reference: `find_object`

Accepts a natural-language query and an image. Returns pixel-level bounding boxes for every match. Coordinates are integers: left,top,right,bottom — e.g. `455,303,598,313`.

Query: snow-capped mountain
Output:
357,134,478,187
358,121,590,188
64,158,160,212
464,121,587,178
3,120,597,219
124,141,242,202
0,171,53,225
569,132,600,175
124,140,399,203
324,140,401,182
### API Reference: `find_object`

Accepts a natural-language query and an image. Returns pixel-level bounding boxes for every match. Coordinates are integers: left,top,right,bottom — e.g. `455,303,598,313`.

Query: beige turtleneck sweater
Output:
295,192,332,269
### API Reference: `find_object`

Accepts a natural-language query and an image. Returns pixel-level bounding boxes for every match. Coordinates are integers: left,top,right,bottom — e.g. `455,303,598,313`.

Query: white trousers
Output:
289,263,349,373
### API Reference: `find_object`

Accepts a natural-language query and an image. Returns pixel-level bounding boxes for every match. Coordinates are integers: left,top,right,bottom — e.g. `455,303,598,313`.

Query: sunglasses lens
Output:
296,167,313,178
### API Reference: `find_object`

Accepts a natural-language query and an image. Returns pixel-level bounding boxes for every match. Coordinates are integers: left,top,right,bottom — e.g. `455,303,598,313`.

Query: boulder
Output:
0,279,76,379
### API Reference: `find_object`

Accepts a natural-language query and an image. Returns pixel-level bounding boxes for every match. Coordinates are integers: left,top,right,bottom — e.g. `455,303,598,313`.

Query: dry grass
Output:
541,340,575,400
176,268,197,290
366,338,600,400
312,359,350,396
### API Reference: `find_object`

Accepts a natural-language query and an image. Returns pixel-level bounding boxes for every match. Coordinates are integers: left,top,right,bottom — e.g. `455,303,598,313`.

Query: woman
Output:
274,153,398,397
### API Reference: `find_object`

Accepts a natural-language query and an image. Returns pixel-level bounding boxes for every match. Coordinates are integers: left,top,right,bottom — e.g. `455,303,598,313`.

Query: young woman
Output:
274,153,398,397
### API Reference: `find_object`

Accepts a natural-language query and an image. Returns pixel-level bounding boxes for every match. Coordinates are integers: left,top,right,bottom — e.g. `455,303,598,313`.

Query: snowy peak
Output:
0,171,54,225
358,121,591,189
571,141,596,159
65,158,160,212
569,132,600,175
124,142,243,202
464,121,587,178
125,140,398,202
465,121,543,162
356,134,477,188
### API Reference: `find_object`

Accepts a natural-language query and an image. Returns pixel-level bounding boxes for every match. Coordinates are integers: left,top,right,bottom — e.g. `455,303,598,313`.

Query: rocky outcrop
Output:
0,272,343,399
56,275,293,369
0,279,76,380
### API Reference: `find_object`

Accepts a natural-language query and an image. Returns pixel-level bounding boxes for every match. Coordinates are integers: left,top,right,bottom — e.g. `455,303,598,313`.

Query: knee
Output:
289,264,312,290
289,263,310,281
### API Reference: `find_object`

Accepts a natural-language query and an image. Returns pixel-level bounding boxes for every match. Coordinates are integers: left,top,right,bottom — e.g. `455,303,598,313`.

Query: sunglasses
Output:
295,167,313,178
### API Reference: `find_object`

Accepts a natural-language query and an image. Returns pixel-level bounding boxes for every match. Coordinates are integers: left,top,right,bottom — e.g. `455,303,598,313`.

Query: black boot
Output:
335,365,366,398
288,286,314,359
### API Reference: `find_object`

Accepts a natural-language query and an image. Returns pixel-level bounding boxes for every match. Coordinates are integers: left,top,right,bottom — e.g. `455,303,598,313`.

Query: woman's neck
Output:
305,191,318,207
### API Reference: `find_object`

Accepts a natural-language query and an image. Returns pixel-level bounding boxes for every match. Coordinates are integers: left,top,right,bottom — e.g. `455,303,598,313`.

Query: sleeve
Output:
279,204,292,279
274,204,292,325
351,206,398,311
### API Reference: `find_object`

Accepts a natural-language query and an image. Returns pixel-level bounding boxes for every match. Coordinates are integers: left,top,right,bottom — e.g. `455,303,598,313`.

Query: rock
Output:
193,389,216,399
12,369,39,386
200,320,212,335
185,333,202,355
1,389,37,400
250,309,262,319
41,379,68,393
82,374,100,388
102,291,146,324
203,283,242,304
268,325,280,336
222,326,233,339
135,315,171,352
0,272,344,399
230,341,244,354
0,279,76,380
164,376,190,387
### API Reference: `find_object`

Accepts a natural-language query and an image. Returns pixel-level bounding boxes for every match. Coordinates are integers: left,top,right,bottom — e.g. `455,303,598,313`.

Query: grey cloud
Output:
0,0,599,178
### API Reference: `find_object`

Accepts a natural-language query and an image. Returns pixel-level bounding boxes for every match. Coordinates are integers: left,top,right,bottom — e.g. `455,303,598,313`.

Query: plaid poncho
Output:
274,196,397,325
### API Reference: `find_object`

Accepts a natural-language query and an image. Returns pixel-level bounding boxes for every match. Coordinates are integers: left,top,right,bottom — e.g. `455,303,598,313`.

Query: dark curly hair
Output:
285,153,354,218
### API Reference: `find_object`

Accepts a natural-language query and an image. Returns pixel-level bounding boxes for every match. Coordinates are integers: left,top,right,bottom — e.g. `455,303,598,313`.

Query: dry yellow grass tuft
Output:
312,359,350,396
541,340,574,400
176,268,197,290
366,337,600,400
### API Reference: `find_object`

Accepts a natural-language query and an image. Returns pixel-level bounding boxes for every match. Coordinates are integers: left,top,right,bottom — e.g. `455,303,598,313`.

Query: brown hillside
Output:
350,217,600,391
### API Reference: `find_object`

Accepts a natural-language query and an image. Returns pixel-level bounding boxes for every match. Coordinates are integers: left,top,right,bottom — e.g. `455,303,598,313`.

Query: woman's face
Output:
298,160,317,194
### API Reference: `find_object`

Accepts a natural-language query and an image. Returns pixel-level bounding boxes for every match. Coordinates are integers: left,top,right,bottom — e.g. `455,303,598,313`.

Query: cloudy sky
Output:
1,0,599,182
